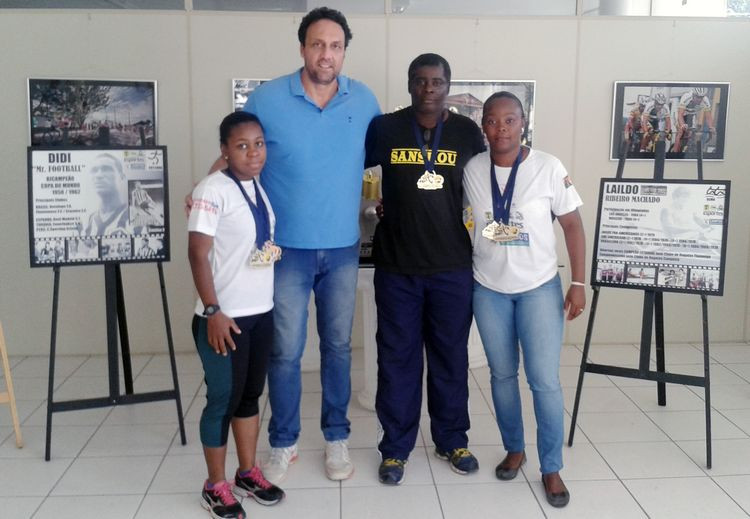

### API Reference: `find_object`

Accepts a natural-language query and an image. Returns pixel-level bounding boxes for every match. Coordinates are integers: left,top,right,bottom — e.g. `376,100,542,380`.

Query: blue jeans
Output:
472,274,564,474
267,242,359,447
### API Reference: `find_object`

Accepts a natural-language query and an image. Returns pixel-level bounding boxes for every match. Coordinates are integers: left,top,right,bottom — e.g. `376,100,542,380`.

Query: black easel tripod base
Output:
44,263,187,460
567,287,712,468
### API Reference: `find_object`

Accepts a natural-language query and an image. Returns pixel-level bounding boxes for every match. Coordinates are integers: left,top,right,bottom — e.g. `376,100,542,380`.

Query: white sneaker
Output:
263,444,298,485
325,439,354,480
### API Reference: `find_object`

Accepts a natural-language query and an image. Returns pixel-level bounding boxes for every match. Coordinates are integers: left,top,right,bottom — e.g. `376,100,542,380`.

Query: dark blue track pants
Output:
374,268,473,460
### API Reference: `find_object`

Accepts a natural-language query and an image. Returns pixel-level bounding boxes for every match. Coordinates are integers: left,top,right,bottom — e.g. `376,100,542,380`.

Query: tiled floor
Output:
1,342,750,518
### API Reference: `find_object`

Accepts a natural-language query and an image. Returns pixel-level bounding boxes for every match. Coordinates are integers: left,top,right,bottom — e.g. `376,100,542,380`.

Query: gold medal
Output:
416,170,444,190
482,221,520,243
249,240,282,267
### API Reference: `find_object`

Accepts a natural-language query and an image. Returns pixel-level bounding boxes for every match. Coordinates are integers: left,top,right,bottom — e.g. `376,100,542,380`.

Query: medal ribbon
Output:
224,169,271,249
490,148,524,224
411,112,444,173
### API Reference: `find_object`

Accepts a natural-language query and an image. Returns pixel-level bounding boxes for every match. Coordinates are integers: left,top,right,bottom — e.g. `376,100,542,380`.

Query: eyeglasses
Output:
410,77,447,88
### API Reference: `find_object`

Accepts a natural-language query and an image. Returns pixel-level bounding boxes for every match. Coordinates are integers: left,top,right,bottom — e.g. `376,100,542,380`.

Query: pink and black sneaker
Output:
233,466,285,506
201,480,246,519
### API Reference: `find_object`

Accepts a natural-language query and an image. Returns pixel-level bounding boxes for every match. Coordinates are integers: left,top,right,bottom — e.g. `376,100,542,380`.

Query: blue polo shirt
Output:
245,70,381,249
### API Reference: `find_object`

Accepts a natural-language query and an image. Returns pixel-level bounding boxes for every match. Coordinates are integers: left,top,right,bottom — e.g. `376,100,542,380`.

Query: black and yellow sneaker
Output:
201,480,246,519
233,466,285,506
378,458,407,485
435,447,479,475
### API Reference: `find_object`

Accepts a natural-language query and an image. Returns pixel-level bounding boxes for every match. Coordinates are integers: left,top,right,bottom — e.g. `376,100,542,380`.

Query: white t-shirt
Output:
463,149,582,294
188,171,275,317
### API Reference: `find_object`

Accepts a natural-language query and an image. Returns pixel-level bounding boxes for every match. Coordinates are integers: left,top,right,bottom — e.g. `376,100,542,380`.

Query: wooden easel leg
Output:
0,322,23,448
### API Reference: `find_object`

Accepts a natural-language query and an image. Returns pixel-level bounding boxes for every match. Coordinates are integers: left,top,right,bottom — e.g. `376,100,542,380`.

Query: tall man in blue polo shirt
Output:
244,8,380,484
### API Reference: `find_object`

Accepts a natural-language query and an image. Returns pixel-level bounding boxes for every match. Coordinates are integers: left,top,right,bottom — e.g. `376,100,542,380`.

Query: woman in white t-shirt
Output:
463,92,586,508
188,112,284,519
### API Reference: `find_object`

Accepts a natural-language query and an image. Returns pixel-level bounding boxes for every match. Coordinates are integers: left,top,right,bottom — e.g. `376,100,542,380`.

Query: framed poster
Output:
610,81,729,161
28,147,170,267
232,79,268,112
28,78,157,147
446,80,535,147
591,178,729,295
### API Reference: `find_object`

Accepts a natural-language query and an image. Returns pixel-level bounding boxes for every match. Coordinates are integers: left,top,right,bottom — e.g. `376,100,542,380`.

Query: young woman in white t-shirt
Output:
188,112,284,519
463,92,586,508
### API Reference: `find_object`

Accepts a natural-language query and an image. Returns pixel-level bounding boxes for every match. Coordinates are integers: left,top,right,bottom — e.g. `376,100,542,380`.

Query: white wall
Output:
0,9,748,359
0,11,195,358
573,18,750,344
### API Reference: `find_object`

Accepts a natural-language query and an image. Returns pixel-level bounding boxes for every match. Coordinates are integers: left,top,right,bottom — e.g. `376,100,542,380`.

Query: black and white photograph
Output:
595,260,625,283
232,79,267,112
446,80,535,148
657,266,687,288
28,78,156,147
625,264,656,285
134,234,165,259
610,81,729,161
67,236,99,261
128,179,165,234
591,179,730,295
101,235,132,260
33,238,65,264
688,267,721,292
28,147,169,267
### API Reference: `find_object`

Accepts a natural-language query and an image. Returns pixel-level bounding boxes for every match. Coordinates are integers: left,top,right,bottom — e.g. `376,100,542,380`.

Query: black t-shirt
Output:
365,107,485,275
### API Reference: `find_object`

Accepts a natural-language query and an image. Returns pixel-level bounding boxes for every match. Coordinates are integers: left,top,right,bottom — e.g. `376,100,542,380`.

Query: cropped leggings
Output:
192,311,273,448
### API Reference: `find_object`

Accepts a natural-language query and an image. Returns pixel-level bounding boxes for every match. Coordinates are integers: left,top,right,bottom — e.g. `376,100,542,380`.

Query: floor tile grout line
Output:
713,407,750,439
32,352,195,519
16,353,91,427
28,456,77,519
722,362,750,385
419,439,444,518
575,356,685,518
10,347,750,519
132,425,185,519
707,474,750,518
28,354,120,518
521,468,548,519
709,475,750,518
614,378,714,477
585,438,652,518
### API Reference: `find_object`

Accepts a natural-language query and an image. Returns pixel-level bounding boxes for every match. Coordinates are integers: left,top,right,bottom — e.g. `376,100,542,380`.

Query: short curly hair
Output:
407,53,452,84
298,7,353,48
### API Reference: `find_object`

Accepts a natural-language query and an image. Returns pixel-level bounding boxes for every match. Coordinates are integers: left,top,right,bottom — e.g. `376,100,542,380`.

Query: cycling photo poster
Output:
609,81,729,161
591,178,730,296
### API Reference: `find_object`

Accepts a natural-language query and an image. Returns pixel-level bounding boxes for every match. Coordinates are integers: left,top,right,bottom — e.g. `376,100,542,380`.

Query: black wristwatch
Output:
203,304,221,317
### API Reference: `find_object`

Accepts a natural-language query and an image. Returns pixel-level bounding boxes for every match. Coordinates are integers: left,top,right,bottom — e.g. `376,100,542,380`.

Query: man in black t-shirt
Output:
365,53,485,485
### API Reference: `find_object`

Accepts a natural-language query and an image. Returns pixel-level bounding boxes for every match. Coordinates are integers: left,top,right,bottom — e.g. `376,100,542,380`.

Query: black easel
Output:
45,263,187,460
568,138,713,469
43,129,185,460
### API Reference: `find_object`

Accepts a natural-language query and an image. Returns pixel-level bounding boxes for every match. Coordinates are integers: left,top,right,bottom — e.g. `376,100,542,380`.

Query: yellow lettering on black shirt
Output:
390,148,457,166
